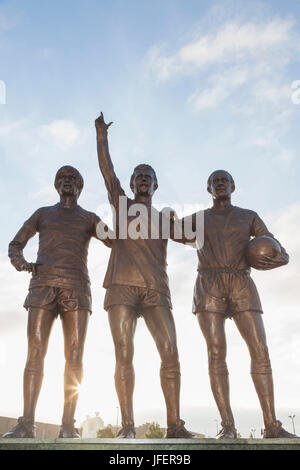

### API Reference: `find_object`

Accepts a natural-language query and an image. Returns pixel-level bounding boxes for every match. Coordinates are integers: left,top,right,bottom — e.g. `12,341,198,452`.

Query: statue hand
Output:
19,262,41,275
256,254,288,270
95,112,113,138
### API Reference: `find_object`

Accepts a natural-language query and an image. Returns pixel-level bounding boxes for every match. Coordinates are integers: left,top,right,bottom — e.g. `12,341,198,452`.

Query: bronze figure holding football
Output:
182,169,296,439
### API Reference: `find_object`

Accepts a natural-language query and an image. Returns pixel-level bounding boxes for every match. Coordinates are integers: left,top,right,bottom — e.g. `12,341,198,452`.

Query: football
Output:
246,235,281,270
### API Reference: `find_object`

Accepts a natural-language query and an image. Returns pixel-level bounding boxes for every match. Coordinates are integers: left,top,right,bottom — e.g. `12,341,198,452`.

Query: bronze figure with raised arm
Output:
181,169,296,439
95,112,194,439
3,165,111,439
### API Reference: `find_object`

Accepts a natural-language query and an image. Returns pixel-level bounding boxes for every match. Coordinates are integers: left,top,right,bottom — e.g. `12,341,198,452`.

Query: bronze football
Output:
246,235,281,270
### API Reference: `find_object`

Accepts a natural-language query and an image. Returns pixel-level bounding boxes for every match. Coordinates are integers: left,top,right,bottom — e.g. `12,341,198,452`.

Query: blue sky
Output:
0,0,300,435
1,0,299,218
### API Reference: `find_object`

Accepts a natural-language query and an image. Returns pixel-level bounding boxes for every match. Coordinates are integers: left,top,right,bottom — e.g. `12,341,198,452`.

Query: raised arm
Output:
8,209,41,275
95,112,125,207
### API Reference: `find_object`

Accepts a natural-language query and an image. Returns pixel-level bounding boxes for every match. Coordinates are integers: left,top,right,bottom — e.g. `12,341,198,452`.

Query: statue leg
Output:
142,306,181,428
233,310,276,428
23,307,56,422
61,309,89,429
108,305,137,429
197,312,235,428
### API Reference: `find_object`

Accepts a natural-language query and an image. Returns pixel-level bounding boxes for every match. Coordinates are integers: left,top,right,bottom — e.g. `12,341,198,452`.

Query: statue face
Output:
131,168,157,197
209,170,234,200
55,167,81,198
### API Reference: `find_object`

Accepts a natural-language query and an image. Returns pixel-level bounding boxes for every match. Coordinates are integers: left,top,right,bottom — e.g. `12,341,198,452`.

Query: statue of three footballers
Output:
2,113,296,439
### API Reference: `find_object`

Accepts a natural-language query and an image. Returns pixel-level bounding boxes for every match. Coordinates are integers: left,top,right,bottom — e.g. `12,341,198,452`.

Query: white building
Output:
80,412,104,438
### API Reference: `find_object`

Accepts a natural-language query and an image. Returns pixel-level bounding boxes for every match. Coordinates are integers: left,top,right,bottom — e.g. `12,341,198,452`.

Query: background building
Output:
80,412,104,438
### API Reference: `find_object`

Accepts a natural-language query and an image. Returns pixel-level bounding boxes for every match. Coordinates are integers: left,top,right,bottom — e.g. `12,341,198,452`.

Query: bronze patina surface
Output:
182,170,294,439
3,166,110,439
95,113,193,439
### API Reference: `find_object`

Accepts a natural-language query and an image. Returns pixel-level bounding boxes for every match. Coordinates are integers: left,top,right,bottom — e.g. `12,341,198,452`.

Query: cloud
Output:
29,184,58,205
252,82,292,103
187,65,249,110
38,120,80,148
178,19,292,68
248,105,295,164
0,118,81,148
146,16,299,121
148,19,294,81
187,66,294,112
0,116,91,180
275,149,295,163
0,120,25,136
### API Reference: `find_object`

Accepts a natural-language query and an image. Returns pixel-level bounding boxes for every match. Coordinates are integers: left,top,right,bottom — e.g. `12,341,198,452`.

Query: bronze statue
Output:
183,169,296,439
95,113,194,439
3,165,110,438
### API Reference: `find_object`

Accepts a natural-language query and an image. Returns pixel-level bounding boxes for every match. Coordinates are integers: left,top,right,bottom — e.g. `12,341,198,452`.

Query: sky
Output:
0,0,300,437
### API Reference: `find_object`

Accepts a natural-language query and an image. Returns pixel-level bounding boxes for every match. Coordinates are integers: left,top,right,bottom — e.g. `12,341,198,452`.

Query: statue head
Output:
54,165,84,199
207,170,235,200
130,164,158,197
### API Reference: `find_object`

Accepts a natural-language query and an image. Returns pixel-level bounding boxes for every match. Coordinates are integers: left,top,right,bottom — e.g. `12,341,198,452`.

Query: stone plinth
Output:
1,438,300,450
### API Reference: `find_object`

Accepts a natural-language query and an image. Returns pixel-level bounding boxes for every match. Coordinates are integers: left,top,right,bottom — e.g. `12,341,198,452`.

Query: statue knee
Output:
160,361,181,380
160,341,179,366
25,344,46,374
159,342,180,380
65,347,83,370
250,345,272,374
208,346,228,375
115,341,134,367
114,343,134,382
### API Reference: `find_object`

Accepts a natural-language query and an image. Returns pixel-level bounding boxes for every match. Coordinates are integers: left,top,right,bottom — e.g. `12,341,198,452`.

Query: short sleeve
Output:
91,213,114,248
250,212,274,238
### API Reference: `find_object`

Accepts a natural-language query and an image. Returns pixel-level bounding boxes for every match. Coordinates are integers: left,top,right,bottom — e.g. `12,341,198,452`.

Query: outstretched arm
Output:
8,210,41,275
91,213,114,248
251,213,289,270
170,212,200,249
95,112,125,207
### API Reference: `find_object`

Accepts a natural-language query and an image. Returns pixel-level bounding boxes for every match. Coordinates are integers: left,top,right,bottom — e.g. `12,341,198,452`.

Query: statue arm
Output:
250,213,273,238
251,213,289,269
92,214,114,248
8,209,41,274
95,112,125,208
170,212,198,248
